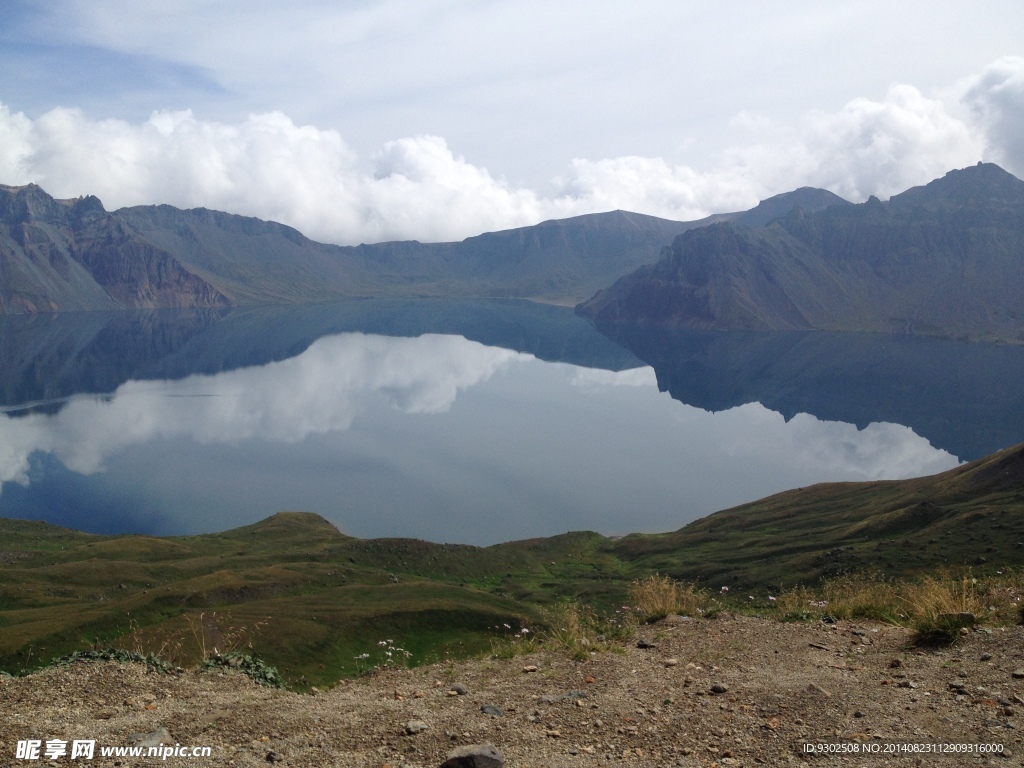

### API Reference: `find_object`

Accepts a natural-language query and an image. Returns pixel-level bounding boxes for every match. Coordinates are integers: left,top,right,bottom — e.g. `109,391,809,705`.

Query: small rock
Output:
128,728,173,748
805,683,831,697
888,659,902,669
265,751,283,763
854,711,865,718
710,684,728,695
636,640,657,649
405,720,429,735
545,729,561,738
537,690,587,704
413,690,425,698
1012,670,1024,680
664,658,679,667
981,653,993,661
480,704,504,717
450,683,469,695
440,743,504,768
522,665,538,673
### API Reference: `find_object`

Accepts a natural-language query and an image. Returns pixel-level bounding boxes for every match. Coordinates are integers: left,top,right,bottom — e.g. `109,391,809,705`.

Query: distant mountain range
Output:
578,163,1024,343
0,181,845,314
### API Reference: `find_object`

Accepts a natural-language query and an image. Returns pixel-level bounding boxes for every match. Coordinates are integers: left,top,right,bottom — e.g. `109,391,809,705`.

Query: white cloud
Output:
961,55,1024,177
0,58,1020,243
727,84,985,202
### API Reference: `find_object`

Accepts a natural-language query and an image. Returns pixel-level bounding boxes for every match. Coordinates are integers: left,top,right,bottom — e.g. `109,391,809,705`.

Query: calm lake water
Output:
2,299,1023,544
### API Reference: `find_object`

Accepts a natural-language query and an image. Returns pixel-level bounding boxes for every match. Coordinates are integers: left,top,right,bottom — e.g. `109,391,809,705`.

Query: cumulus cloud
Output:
961,55,1024,177
0,332,529,488
726,84,985,202
0,58,1020,243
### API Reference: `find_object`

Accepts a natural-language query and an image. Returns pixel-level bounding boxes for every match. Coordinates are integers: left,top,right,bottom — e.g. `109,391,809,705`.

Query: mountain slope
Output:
1,183,847,313
0,185,231,313
612,441,1024,587
577,163,1024,342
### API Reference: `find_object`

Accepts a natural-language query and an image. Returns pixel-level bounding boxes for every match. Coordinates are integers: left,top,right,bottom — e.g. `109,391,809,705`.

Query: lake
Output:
3,299,1024,544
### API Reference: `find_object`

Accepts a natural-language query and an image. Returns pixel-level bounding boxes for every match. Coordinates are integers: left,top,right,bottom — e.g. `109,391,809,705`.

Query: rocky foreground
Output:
2,615,1023,767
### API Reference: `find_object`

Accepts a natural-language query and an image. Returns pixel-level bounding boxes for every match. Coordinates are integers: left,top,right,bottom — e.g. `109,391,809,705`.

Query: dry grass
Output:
770,569,1024,645
629,574,712,623
116,611,269,666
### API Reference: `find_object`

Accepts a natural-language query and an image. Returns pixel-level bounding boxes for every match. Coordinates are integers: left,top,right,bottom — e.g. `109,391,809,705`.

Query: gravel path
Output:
3,615,1023,767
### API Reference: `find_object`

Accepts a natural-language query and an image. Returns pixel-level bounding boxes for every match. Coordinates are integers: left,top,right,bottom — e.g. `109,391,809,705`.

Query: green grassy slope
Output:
3,442,1024,684
611,442,1024,589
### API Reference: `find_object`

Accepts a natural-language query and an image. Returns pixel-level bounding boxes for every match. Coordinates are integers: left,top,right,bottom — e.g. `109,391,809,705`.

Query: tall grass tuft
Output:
629,574,711,623
771,570,1024,646
901,575,983,646
823,573,903,623
539,601,633,660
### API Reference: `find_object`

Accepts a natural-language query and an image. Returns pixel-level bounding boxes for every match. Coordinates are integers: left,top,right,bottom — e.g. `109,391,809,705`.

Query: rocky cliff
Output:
577,163,1024,343
0,185,230,313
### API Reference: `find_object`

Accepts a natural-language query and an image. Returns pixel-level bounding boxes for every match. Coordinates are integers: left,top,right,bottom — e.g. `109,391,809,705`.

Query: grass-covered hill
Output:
2,442,1023,685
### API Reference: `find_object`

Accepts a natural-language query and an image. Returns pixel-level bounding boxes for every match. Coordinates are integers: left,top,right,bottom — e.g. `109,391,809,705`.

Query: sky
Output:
0,1,1022,245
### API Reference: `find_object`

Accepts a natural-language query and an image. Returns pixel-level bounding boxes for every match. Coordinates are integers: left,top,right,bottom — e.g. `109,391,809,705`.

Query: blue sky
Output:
1,1,1022,243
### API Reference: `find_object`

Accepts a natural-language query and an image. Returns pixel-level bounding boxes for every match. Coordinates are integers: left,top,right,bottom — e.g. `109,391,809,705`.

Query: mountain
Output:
0,186,231,313
0,182,846,314
577,163,1024,343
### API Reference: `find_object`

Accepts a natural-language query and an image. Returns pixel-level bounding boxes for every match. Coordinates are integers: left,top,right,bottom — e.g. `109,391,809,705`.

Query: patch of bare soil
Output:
3,615,1023,767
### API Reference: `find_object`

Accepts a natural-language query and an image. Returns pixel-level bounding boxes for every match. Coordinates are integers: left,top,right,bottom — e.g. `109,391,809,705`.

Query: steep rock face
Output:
577,163,1024,342
0,185,230,312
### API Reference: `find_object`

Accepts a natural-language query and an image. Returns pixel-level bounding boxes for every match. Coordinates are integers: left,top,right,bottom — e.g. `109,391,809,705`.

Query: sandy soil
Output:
3,614,1023,767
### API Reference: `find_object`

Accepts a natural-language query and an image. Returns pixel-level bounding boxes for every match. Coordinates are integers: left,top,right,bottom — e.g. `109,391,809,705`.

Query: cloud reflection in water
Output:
0,332,960,543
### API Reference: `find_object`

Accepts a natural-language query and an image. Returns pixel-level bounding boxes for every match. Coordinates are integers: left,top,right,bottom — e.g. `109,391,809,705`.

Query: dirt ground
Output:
2,614,1023,767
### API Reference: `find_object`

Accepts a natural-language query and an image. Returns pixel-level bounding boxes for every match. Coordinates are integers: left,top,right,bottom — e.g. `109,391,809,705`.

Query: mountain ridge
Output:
0,183,846,313
577,163,1024,343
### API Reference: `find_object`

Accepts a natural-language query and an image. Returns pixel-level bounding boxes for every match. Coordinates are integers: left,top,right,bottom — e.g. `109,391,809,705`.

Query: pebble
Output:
128,728,172,748
440,743,504,768
710,684,728,695
664,658,679,667
405,720,429,735
480,704,504,717
1012,670,1024,679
